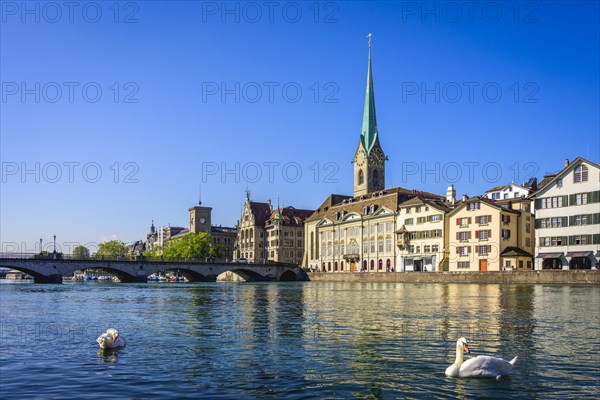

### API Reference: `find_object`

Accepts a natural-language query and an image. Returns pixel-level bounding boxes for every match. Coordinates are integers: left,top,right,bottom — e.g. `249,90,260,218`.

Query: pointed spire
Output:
361,33,378,156
198,184,202,205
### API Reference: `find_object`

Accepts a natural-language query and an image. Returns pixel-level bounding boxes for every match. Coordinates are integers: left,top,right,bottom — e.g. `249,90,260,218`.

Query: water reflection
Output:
1,282,598,399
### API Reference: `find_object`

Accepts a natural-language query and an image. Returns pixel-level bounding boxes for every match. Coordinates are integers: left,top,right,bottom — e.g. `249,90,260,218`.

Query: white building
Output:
533,157,600,269
483,181,536,201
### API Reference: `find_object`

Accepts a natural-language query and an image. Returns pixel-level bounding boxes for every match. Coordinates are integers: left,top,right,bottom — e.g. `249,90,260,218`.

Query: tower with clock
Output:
189,204,212,234
353,35,386,198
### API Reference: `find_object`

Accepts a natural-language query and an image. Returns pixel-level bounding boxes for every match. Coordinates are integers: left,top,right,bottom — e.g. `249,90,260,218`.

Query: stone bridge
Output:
0,255,308,283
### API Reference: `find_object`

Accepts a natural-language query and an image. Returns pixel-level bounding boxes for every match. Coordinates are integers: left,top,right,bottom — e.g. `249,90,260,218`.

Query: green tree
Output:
95,240,129,259
73,245,90,258
161,233,213,259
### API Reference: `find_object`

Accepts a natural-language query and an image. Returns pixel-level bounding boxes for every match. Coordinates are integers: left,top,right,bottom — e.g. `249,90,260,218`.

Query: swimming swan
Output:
97,328,126,349
445,337,517,379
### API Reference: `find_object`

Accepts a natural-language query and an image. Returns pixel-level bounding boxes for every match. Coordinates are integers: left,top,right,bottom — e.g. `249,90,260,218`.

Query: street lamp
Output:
53,234,56,253
39,238,43,254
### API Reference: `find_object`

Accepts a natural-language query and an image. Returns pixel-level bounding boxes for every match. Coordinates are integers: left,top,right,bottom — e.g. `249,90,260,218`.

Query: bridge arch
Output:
154,267,214,282
217,268,266,282
70,266,141,283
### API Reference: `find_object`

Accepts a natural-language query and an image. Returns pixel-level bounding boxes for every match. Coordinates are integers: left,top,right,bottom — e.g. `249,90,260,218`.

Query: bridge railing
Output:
0,252,297,267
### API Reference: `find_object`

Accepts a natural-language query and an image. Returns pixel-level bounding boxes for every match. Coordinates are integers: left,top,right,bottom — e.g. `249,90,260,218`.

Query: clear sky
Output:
1,1,599,253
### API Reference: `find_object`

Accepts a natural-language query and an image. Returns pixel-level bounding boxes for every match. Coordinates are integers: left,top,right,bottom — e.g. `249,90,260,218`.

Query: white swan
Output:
97,328,126,349
445,337,517,379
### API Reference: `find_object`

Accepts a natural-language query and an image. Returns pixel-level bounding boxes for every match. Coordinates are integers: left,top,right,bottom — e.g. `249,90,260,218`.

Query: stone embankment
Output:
307,270,600,284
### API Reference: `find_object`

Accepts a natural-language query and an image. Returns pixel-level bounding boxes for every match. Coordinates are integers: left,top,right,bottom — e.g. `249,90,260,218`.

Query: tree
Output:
161,233,213,259
95,240,129,259
73,245,90,259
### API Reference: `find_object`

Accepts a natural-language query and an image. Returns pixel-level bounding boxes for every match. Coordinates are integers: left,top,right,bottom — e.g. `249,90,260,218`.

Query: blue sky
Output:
1,1,599,252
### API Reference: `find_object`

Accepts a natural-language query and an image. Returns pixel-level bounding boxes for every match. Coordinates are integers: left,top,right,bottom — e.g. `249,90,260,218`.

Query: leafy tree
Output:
73,245,90,258
95,240,129,259
161,233,214,259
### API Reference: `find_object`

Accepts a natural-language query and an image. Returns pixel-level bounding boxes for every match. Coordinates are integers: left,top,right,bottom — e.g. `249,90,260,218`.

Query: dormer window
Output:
370,205,377,214
363,206,368,215
468,202,480,211
574,165,588,183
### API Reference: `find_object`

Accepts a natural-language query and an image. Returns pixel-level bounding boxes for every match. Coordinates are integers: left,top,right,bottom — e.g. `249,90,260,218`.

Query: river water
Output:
1,281,599,399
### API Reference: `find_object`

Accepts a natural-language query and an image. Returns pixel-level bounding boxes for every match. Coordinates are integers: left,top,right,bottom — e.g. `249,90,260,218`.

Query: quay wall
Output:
306,270,600,285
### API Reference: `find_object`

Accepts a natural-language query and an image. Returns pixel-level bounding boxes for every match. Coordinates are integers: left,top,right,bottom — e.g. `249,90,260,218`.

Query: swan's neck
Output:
454,345,464,368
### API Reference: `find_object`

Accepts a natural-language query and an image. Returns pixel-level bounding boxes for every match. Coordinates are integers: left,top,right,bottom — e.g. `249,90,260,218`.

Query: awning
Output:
536,252,563,259
566,251,594,258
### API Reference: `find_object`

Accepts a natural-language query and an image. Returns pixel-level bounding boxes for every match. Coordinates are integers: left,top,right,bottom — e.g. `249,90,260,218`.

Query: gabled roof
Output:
533,157,600,196
306,187,444,223
267,206,314,226
500,246,533,258
249,201,272,227
447,196,520,217
398,196,453,212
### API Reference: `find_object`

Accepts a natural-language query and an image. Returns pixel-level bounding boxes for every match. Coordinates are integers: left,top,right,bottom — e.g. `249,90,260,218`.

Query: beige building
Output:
305,189,443,272
446,196,534,271
237,193,272,263
396,194,453,272
533,157,600,269
265,206,313,265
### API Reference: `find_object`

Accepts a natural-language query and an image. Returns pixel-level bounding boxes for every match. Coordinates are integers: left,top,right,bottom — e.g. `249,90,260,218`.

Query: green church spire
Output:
361,34,378,155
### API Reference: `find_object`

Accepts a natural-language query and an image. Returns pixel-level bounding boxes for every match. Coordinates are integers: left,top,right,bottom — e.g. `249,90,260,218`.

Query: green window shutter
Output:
569,194,576,206
535,219,541,229
593,234,600,244
594,213,600,224
563,195,569,206
589,191,600,203
568,236,575,245
535,199,541,209
569,216,575,226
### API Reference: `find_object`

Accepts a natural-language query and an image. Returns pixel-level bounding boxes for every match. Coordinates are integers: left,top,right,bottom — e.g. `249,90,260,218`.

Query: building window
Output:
478,245,489,255
574,165,588,183
416,206,421,213
457,261,470,269
405,218,414,225
556,178,563,188
479,230,489,240
378,238,384,252
417,217,426,224
406,207,411,214
502,229,511,239
459,231,469,241
526,237,531,247
363,241,368,254
378,223,383,233
358,169,364,185
386,239,392,252
502,215,511,224
370,240,375,253
575,193,588,205
432,244,439,252
378,259,383,270
574,236,587,245
468,202,480,211
373,169,379,187
430,214,442,222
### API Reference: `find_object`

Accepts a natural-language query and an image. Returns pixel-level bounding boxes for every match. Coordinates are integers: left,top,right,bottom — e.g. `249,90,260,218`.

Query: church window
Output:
373,169,379,186
358,169,364,185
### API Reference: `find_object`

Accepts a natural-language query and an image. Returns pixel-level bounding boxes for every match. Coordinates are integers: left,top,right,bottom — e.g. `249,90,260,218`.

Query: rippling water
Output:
1,281,599,399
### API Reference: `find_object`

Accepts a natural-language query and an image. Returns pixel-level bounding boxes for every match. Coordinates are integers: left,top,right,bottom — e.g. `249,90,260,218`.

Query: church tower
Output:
353,34,386,198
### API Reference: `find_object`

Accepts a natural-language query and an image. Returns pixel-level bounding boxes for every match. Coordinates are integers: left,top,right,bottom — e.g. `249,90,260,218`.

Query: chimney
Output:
564,159,570,168
267,199,272,212
461,194,468,202
446,184,456,205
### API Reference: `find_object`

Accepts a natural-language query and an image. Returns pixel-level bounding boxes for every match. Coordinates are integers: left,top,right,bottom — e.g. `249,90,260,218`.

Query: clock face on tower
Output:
370,147,385,167
355,149,366,167
199,218,206,225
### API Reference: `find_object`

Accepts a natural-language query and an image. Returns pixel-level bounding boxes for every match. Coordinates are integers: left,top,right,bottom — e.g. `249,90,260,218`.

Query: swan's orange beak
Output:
463,343,470,353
